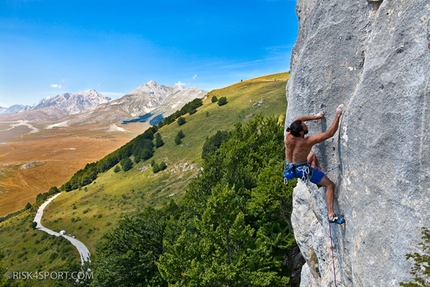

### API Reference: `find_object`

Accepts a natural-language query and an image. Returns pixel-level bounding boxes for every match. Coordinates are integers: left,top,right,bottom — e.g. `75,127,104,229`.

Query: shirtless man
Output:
284,104,345,224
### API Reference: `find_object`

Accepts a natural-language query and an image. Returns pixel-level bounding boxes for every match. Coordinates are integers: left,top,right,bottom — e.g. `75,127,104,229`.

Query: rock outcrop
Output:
285,0,430,286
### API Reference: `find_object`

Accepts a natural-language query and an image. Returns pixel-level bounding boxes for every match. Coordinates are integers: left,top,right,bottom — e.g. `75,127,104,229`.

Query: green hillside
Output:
42,72,289,251
0,72,291,286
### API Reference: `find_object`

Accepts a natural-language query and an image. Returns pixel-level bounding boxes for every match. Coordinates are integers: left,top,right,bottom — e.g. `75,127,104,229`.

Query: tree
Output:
211,95,218,103
155,133,164,148
91,209,167,287
113,166,121,173
158,115,294,286
201,130,230,159
401,227,430,287
152,162,159,173
175,130,185,145
177,130,185,138
217,96,228,106
174,135,182,145
177,117,186,126
137,148,154,162
120,157,133,172
189,109,197,115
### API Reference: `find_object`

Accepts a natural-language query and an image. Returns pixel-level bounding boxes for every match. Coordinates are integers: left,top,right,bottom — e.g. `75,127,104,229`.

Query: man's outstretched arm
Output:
307,104,344,144
294,111,325,122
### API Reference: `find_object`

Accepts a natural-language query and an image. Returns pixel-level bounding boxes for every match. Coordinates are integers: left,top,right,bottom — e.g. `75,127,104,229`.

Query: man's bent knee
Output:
317,176,334,189
307,152,319,168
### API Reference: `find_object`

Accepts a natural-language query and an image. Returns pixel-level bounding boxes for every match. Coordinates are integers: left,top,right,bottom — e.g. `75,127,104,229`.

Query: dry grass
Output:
0,122,147,216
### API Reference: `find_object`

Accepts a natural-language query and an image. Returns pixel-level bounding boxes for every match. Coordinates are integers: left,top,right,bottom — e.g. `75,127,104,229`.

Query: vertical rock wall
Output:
286,0,430,286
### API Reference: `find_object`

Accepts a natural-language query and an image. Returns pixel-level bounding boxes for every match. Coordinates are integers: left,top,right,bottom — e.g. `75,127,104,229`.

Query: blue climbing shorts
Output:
284,161,325,184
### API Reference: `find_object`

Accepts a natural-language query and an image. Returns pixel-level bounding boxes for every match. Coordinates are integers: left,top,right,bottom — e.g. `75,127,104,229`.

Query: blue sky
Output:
0,0,298,107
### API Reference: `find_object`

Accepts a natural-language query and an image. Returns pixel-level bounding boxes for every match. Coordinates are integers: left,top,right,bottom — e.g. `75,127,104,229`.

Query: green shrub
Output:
120,157,133,172
155,133,164,148
50,252,58,261
178,130,185,138
153,162,167,173
217,96,228,106
177,117,186,126
401,227,430,286
189,109,197,115
174,135,182,145
201,130,230,159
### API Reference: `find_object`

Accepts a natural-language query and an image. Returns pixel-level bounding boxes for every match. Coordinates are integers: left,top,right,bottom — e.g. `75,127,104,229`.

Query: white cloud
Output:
175,81,186,86
193,74,197,80
50,84,62,88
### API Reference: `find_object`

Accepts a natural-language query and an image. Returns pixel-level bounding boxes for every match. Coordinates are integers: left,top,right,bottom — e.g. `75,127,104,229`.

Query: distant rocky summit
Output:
285,0,430,286
112,80,207,119
30,89,110,114
0,81,206,127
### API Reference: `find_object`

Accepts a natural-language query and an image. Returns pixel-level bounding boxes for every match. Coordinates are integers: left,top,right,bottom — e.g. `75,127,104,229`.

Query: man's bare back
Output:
285,135,314,162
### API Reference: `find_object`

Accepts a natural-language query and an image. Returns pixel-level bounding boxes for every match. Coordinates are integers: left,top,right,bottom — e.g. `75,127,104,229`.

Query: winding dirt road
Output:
33,193,91,265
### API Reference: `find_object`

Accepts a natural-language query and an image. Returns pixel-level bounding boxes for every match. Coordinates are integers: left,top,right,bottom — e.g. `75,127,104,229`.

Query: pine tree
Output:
178,130,185,138
174,135,182,145
155,133,164,148
177,117,186,126
120,157,133,172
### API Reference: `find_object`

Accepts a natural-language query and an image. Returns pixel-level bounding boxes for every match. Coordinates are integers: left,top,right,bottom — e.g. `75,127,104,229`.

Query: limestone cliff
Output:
285,0,430,286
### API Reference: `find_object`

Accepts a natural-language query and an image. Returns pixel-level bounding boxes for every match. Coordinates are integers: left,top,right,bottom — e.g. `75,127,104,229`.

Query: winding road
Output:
34,193,91,265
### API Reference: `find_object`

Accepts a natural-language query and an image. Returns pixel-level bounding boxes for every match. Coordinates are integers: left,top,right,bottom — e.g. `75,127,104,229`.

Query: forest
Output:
88,115,297,286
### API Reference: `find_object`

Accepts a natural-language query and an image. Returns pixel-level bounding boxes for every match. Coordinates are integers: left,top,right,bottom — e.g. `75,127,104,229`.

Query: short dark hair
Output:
286,120,303,137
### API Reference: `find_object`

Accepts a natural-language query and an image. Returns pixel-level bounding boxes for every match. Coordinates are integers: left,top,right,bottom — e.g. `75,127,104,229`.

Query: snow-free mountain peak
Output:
113,81,205,117
147,80,158,87
30,89,111,115
0,81,206,125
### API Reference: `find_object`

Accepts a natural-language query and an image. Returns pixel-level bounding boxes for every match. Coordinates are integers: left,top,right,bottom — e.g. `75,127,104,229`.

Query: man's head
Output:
287,120,308,137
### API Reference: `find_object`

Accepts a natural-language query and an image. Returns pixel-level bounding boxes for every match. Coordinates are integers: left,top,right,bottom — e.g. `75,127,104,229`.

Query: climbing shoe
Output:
329,214,345,224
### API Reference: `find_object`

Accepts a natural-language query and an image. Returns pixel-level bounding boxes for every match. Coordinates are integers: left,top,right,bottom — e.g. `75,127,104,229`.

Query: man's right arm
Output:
307,105,343,144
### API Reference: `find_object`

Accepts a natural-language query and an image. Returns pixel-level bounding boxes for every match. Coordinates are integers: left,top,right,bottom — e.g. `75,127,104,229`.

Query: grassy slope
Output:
0,72,289,284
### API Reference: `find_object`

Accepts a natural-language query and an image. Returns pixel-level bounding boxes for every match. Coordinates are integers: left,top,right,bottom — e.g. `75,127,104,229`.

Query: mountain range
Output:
0,81,207,126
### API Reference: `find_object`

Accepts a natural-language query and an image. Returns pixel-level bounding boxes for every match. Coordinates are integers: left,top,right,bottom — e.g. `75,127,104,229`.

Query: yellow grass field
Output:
0,122,146,216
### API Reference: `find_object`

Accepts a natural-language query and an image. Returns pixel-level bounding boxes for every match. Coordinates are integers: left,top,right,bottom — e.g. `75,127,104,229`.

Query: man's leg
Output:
317,175,336,219
307,152,318,168
308,153,323,187
308,153,344,223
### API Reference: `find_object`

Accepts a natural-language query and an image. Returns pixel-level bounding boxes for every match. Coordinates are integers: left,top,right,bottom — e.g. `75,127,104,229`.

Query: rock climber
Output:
284,104,345,224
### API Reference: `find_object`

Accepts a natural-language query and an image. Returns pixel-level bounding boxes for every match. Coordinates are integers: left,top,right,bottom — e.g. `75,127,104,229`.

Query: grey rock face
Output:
286,0,430,286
